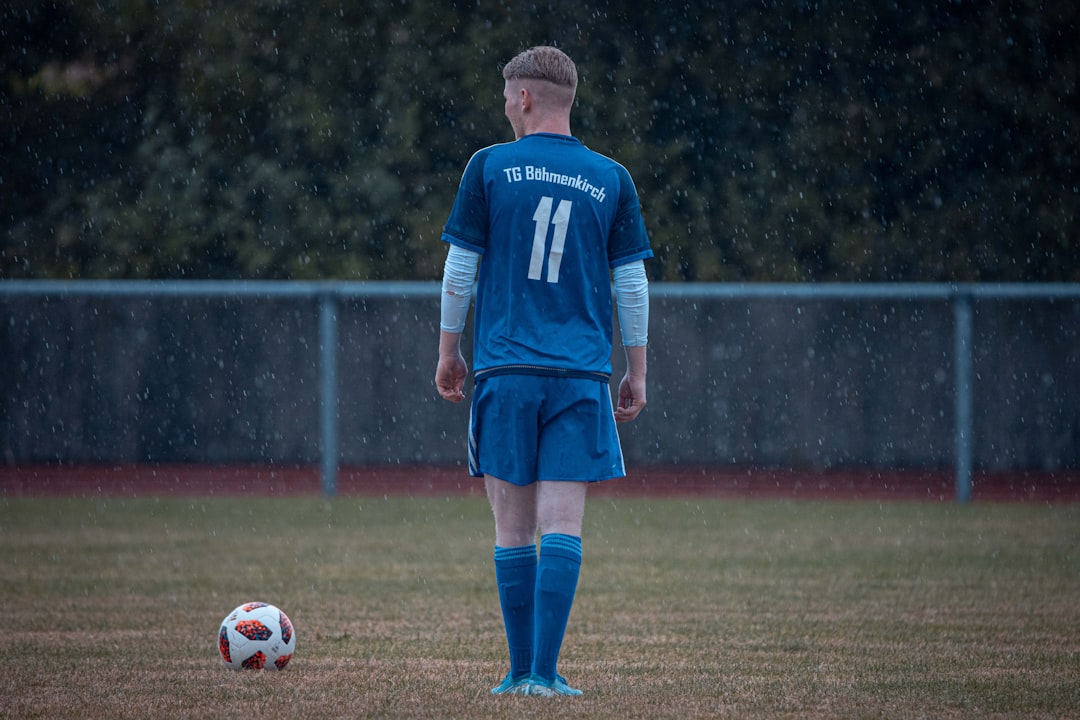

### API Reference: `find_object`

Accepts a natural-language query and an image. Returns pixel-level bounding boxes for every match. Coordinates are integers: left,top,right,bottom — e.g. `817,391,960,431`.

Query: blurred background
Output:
2,1,1077,478
3,0,1077,283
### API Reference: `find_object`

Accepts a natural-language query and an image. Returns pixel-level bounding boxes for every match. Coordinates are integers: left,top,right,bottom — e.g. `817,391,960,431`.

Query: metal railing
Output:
4,280,1079,501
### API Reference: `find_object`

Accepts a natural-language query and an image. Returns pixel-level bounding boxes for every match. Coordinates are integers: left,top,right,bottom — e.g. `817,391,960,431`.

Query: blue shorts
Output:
468,374,626,485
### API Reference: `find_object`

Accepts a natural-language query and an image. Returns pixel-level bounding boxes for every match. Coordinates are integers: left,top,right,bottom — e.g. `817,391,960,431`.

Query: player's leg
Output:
486,475,538,546
530,480,586,693
525,377,623,696
486,476,539,691
536,479,587,537
472,375,546,693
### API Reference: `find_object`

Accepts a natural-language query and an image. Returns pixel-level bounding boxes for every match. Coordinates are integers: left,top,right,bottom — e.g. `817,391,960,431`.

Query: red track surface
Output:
1,465,1078,503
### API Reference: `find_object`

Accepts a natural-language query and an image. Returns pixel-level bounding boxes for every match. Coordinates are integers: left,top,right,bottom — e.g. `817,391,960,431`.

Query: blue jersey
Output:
442,133,653,379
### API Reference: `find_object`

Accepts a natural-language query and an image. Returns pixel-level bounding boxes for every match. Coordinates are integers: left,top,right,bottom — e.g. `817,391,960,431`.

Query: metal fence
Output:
3,280,1079,501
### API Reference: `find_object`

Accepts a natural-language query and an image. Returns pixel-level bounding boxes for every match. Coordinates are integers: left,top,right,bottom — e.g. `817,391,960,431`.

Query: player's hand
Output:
436,352,468,402
614,371,646,423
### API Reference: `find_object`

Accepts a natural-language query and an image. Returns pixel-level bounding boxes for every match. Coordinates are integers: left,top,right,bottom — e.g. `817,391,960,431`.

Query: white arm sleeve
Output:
440,244,480,333
613,260,649,347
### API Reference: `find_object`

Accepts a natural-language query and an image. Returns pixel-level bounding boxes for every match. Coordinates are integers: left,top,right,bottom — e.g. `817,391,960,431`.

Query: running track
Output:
2,465,1078,503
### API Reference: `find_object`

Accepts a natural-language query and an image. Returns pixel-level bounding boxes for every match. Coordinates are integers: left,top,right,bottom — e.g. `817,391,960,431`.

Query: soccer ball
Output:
218,601,296,670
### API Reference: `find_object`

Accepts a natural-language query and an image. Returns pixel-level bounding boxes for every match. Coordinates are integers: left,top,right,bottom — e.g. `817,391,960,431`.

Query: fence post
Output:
953,293,974,503
319,293,339,497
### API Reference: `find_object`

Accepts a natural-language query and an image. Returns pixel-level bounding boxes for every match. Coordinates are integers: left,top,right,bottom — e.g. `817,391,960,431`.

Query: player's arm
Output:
436,244,480,402
613,260,648,422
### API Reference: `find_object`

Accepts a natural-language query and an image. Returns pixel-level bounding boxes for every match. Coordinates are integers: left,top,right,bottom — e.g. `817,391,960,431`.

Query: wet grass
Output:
0,494,1078,719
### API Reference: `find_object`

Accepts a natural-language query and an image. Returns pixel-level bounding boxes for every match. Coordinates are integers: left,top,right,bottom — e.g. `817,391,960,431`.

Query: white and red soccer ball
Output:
218,602,296,670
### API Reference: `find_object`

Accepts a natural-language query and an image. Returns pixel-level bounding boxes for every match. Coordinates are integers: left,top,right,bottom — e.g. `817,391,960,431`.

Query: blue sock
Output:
494,544,537,679
532,533,582,682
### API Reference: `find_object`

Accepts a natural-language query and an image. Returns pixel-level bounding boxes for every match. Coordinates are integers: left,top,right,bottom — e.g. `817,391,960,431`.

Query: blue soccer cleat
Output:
521,673,583,697
490,672,530,695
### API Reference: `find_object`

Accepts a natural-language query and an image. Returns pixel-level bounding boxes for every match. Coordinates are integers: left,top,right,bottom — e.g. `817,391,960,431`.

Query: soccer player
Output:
435,45,652,697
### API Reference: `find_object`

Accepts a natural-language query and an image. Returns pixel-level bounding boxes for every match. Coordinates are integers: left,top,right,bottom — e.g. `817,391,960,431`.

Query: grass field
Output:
1,494,1078,719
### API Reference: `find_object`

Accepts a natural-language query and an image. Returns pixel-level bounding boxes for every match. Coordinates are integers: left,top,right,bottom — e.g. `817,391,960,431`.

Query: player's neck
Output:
521,115,572,138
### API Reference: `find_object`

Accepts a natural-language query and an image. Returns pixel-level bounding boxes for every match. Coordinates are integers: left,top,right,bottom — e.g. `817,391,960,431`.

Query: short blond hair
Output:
501,46,578,91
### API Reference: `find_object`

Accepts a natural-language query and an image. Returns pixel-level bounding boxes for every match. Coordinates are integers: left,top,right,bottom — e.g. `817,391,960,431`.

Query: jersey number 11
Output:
528,196,572,284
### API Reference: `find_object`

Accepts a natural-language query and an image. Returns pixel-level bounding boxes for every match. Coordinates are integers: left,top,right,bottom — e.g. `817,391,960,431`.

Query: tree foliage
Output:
2,0,1077,281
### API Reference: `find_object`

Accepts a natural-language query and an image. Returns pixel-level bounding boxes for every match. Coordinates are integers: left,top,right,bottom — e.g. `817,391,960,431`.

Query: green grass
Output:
1,495,1078,719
